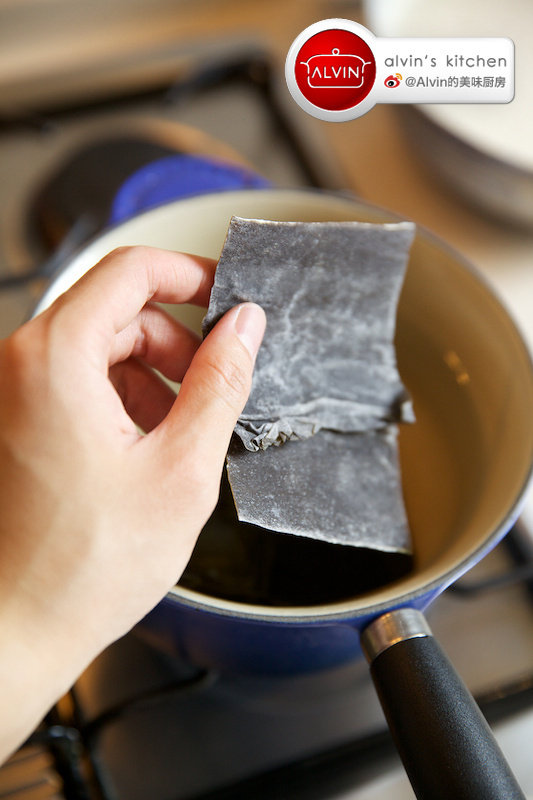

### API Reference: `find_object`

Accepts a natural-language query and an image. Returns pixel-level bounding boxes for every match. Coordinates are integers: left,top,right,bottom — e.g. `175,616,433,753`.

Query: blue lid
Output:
109,153,271,224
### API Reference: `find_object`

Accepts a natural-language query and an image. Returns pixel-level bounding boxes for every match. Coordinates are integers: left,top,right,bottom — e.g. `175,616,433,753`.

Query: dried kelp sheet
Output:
203,217,415,551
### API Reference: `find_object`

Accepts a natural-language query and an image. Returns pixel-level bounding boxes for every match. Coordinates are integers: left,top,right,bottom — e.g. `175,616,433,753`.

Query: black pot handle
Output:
361,608,526,800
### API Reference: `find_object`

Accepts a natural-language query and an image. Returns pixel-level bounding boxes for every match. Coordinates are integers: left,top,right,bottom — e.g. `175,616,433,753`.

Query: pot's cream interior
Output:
35,190,533,618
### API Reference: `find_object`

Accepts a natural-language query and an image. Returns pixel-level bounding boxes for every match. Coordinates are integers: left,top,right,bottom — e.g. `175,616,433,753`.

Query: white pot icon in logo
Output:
300,48,372,89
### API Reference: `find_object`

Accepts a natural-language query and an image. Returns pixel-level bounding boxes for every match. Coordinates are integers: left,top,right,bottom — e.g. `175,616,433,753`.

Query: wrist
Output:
0,592,97,762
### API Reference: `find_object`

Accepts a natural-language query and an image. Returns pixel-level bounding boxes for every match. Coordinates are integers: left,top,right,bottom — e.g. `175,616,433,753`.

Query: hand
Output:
0,246,266,759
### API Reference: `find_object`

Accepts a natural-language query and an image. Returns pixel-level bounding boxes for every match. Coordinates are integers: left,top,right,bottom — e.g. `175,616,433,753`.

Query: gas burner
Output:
29,134,183,252
0,53,340,295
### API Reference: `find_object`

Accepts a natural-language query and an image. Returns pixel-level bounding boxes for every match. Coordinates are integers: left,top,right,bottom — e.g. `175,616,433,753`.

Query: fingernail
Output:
233,303,266,360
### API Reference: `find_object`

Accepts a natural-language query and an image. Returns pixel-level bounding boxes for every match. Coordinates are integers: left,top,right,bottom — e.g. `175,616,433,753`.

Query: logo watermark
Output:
285,19,514,121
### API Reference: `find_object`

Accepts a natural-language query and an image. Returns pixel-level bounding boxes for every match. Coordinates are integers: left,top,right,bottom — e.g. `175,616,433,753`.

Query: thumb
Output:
162,302,266,466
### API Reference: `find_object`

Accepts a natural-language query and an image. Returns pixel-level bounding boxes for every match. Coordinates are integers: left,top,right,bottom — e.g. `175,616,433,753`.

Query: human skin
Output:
0,245,266,761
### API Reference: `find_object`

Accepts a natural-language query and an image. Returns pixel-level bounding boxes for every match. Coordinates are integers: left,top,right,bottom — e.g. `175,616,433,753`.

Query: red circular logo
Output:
294,29,376,112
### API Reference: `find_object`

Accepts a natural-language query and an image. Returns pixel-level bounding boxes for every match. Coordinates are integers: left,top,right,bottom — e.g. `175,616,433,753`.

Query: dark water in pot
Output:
179,473,412,607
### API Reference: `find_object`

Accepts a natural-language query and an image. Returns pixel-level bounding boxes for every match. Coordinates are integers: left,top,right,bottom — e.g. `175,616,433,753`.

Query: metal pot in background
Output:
364,0,533,229
395,104,533,229
34,188,533,799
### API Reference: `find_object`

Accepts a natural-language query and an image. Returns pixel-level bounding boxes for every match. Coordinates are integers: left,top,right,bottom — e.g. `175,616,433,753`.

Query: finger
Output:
43,247,216,362
152,303,266,467
109,302,201,383
109,358,177,433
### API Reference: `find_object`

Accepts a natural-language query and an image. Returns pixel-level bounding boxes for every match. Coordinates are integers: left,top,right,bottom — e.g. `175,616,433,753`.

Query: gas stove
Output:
7,541,533,800
0,29,533,800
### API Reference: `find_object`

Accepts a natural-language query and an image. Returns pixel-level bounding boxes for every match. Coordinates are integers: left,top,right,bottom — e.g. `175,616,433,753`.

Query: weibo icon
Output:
384,73,403,88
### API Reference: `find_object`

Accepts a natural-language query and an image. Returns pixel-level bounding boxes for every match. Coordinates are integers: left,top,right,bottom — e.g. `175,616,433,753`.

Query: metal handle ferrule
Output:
361,608,432,664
